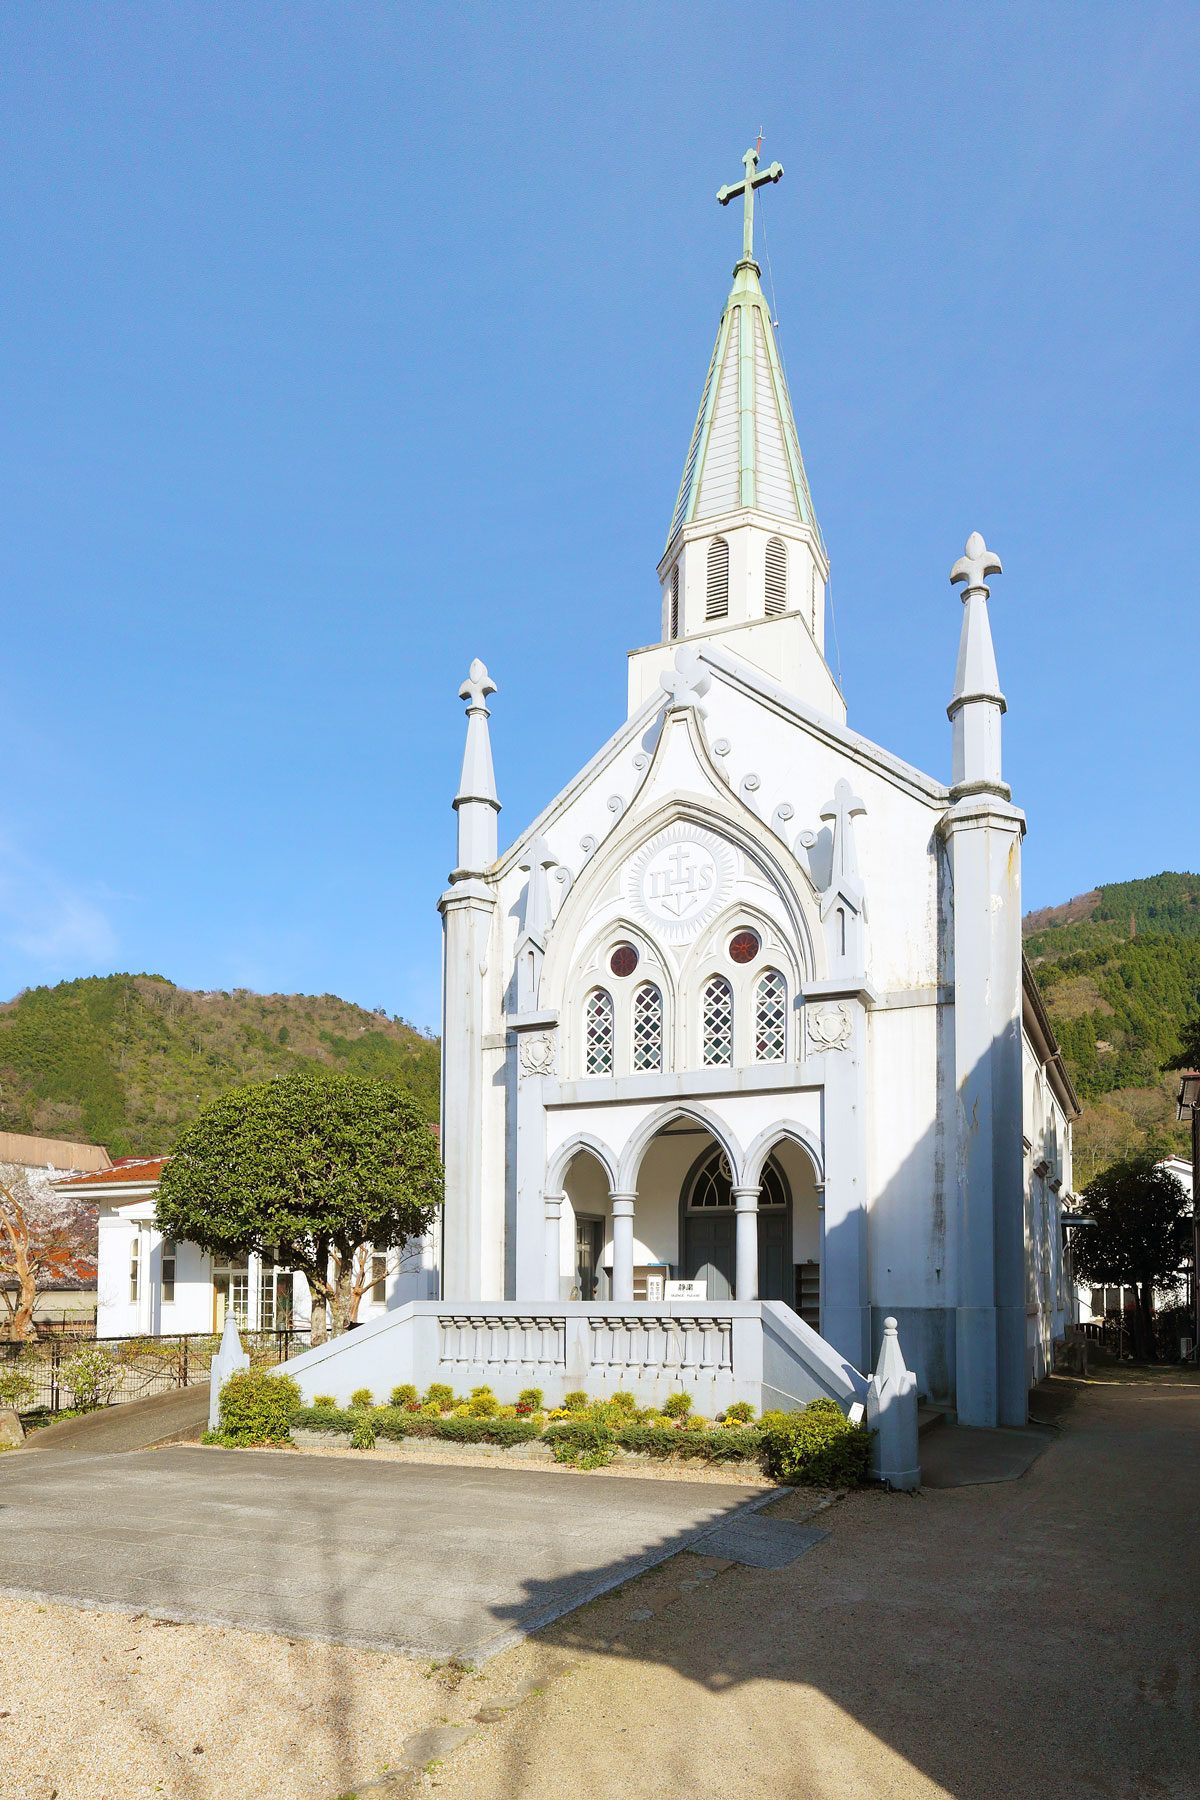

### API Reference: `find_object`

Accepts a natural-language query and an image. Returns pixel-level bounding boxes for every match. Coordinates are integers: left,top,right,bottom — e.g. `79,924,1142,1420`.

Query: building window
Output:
668,564,680,640
729,929,760,964
702,975,734,1065
755,970,787,1061
161,1239,176,1305
585,988,614,1075
632,984,663,1071
706,537,729,619
260,1251,294,1331
609,943,639,977
129,1238,140,1304
370,1251,387,1302
765,537,787,615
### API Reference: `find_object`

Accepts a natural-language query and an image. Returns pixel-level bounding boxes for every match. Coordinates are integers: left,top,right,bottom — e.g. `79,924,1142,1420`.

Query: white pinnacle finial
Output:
950,532,1002,599
459,658,496,712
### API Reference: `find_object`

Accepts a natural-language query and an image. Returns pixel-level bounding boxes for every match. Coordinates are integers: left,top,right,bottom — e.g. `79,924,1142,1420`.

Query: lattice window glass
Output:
765,537,787,615
706,537,729,619
632,983,663,1072
702,975,734,1066
688,1150,734,1208
669,564,680,640
584,988,614,1075
755,970,787,1061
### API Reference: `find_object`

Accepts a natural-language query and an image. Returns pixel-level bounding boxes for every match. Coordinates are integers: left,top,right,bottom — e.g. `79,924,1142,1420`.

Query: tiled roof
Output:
56,1155,170,1189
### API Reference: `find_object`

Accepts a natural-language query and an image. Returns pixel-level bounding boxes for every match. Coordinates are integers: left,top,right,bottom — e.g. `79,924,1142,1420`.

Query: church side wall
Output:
865,1001,955,1403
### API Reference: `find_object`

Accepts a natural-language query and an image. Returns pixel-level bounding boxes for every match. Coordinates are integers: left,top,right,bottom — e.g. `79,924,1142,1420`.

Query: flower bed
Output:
284,1383,873,1482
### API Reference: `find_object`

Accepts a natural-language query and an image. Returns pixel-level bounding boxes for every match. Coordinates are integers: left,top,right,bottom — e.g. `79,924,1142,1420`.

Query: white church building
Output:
286,149,1078,1427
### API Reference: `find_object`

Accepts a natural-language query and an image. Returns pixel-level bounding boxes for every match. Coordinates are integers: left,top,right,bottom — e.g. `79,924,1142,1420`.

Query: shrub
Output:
350,1387,374,1410
218,1369,301,1446
721,1401,756,1424
0,1369,36,1409
468,1387,499,1418
350,1416,376,1450
62,1346,119,1411
424,1383,455,1411
433,1415,540,1447
292,1404,355,1433
497,1404,518,1420
314,1393,336,1408
609,1390,638,1415
663,1391,692,1420
517,1387,544,1411
390,1384,419,1407
547,1417,614,1468
420,1401,441,1419
681,1414,708,1432
760,1399,872,1487
562,1390,589,1413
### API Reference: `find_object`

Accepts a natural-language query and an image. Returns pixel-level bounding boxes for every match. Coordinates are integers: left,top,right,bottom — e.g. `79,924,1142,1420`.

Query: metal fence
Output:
0,1328,311,1414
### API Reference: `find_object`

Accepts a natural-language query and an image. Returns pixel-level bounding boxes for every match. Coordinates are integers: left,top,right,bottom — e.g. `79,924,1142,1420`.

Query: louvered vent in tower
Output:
764,537,787,616
706,537,729,620
669,564,679,640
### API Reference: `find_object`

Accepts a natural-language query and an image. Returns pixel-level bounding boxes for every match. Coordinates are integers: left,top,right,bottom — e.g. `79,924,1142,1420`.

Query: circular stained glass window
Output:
609,943,639,977
728,929,760,965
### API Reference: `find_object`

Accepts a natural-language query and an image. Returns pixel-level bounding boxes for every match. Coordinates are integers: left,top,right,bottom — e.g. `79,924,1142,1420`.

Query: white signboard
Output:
665,1279,708,1300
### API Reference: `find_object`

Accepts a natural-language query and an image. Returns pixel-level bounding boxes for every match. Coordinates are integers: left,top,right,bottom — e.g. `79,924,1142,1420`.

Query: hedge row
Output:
291,1404,543,1448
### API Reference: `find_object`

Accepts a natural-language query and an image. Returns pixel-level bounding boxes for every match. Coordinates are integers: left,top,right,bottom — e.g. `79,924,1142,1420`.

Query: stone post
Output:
866,1316,920,1490
208,1311,250,1431
733,1185,760,1300
610,1194,636,1303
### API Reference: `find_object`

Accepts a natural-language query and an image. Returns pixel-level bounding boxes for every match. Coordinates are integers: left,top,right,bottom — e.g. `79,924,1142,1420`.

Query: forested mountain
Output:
0,975,439,1158
1024,873,1200,1183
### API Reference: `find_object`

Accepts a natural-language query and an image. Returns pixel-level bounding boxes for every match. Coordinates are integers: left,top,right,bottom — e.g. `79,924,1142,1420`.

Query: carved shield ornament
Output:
518,1032,557,1077
628,823,736,943
806,1002,852,1053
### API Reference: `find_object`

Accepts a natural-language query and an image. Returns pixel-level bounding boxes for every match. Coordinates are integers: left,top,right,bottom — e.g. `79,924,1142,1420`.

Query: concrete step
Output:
917,1405,952,1437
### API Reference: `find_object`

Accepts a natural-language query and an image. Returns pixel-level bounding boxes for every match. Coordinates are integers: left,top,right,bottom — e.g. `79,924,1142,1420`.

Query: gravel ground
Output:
0,1593,528,1800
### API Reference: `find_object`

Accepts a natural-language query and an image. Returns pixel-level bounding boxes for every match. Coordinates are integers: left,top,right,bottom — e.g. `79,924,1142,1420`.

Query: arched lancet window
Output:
584,989,614,1075
764,537,787,616
706,537,729,620
668,564,680,640
632,983,663,1072
755,970,787,1061
702,974,734,1066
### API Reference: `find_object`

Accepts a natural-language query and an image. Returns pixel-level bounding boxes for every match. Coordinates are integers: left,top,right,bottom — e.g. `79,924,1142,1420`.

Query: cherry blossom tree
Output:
0,1163,95,1341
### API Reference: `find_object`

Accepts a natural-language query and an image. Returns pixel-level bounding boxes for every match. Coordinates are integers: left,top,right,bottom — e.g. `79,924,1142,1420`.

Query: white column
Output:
610,1194,636,1303
543,1193,564,1303
733,1186,760,1301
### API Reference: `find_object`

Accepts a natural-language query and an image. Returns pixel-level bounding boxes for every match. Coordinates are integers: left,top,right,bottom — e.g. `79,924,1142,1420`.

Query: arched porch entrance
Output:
679,1147,792,1302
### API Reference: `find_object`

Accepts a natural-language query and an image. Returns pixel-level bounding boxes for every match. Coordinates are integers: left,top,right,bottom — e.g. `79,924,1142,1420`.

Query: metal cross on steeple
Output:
717,144,783,264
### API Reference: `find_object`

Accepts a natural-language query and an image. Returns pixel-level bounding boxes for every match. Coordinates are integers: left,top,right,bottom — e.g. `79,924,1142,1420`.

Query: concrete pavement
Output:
20,1385,209,1452
0,1445,768,1661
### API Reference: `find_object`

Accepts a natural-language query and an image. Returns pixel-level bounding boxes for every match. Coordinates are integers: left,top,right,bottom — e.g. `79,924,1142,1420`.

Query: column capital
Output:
732,1185,760,1211
610,1193,636,1217
542,1191,564,1218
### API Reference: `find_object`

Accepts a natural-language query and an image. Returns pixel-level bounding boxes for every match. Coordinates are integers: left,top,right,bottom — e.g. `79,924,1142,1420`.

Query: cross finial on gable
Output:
717,144,783,265
950,532,1002,600
459,658,497,713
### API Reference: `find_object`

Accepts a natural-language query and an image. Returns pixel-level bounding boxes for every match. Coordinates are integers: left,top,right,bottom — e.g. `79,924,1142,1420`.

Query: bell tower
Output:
629,146,843,722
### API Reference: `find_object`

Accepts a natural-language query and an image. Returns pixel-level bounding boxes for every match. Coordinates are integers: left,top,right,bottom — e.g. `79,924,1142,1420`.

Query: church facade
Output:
435,149,1079,1428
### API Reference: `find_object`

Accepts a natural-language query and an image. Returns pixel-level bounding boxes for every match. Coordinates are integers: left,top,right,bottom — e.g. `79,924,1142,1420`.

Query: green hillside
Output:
0,975,440,1158
1024,873,1200,1184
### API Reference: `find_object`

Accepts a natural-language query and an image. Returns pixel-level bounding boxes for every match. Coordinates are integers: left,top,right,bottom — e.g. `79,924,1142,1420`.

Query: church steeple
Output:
649,146,837,717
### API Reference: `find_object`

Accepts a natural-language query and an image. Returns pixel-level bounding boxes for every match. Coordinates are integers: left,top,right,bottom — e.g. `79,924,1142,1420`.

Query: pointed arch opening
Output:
701,974,734,1065
632,983,663,1072
584,988,614,1075
668,563,680,640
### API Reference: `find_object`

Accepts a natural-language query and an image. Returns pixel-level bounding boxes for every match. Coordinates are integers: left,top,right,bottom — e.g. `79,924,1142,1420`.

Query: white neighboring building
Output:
55,1156,436,1338
281,147,1080,1425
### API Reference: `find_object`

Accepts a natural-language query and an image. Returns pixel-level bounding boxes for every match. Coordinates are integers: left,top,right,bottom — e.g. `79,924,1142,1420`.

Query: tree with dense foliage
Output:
1072,1152,1191,1360
0,1163,94,1341
1169,1015,1200,1072
154,1073,442,1342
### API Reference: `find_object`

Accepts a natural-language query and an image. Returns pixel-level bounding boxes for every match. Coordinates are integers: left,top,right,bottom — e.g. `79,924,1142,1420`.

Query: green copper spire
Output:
666,147,822,554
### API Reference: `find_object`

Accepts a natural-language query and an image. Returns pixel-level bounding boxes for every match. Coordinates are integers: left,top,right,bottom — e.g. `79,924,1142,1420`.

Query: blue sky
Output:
1,2,1196,1030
